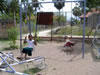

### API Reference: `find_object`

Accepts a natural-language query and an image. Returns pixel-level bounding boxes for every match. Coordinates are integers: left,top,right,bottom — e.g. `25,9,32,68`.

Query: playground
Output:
0,0,100,75
0,41,100,75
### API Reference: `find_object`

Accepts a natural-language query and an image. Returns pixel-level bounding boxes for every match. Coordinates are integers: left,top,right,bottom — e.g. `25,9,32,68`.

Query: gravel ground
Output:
0,41,100,75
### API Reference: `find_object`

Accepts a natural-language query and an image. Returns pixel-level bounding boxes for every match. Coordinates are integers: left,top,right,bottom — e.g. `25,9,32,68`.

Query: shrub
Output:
7,27,18,49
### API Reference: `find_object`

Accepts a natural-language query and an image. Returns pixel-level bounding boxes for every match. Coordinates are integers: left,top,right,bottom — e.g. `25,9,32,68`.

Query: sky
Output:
19,0,79,20
38,0,77,20
38,0,76,12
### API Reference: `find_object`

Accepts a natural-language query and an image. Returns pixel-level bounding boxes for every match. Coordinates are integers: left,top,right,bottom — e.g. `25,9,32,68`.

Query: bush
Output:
7,27,18,49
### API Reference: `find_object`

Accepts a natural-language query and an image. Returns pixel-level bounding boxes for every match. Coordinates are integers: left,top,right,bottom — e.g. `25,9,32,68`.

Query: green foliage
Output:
0,0,20,24
9,42,18,49
32,0,39,8
53,15,66,22
86,0,100,9
7,27,18,49
72,6,82,17
0,0,7,13
9,0,19,12
35,37,41,42
54,26,94,36
0,13,9,19
22,26,28,34
24,67,41,75
56,27,72,35
76,27,94,36
0,40,10,50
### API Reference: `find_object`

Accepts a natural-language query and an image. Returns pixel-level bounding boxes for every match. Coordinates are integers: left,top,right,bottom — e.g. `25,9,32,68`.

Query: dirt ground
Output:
0,41,100,75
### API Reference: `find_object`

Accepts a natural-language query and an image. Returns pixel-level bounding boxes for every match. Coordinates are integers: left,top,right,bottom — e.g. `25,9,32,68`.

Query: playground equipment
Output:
92,24,100,59
19,0,86,58
0,51,46,75
88,11,100,58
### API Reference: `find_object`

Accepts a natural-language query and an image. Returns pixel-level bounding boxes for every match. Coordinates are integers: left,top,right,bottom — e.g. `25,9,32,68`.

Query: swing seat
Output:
63,41,76,54
64,42,75,47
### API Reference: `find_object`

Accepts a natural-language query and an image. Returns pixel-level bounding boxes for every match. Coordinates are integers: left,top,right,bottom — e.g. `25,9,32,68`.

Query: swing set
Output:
91,12,100,58
0,0,86,75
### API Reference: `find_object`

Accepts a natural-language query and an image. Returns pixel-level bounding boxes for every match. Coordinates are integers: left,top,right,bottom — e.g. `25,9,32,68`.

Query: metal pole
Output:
59,10,61,26
51,25,53,41
29,12,31,35
35,8,38,38
71,1,72,37
22,1,85,5
0,56,16,72
19,4,23,52
82,0,86,58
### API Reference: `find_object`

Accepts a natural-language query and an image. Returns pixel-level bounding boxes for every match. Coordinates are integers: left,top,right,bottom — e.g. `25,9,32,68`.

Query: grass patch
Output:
53,26,94,36
0,40,10,50
0,39,19,51
24,67,42,75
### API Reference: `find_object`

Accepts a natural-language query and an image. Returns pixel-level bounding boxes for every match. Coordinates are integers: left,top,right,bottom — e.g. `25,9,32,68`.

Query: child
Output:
64,36,74,50
18,34,37,60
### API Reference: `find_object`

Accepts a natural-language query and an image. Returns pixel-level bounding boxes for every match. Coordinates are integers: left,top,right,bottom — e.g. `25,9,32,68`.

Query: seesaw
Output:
0,51,46,75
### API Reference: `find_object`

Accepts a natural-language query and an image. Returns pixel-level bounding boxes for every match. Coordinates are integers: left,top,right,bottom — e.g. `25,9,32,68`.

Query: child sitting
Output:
18,34,37,60
64,36,75,50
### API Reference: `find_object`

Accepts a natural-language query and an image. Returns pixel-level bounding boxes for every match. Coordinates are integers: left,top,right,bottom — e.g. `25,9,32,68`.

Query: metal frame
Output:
0,52,45,75
92,24,100,58
19,0,86,58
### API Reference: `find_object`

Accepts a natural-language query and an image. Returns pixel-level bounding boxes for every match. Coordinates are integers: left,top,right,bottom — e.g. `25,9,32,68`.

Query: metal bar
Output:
71,1,72,37
92,24,100,47
0,68,14,73
21,0,85,4
0,56,16,72
19,4,23,52
15,72,29,75
35,8,38,37
0,54,44,75
6,53,19,63
10,56,45,66
0,68,29,75
82,0,86,58
28,12,31,35
51,25,53,41
0,56,7,65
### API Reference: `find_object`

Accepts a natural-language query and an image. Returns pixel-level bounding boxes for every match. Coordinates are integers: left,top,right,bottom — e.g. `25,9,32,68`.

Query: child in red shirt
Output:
64,36,74,50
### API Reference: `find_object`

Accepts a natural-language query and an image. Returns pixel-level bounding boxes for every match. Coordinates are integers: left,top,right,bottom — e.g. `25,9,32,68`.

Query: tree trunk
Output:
14,12,16,26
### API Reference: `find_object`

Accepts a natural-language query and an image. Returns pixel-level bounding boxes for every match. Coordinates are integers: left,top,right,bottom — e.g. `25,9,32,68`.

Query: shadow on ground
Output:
57,41,96,62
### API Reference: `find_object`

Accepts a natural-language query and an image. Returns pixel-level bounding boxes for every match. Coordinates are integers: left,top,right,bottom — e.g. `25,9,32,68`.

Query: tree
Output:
8,0,19,26
7,27,18,49
73,6,81,18
32,0,39,8
32,0,42,14
72,6,81,24
86,0,100,9
32,0,42,37
21,0,28,2
0,0,7,13
53,0,65,26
